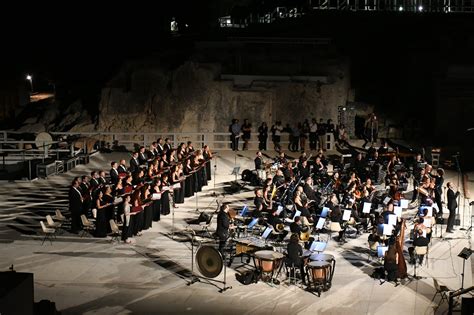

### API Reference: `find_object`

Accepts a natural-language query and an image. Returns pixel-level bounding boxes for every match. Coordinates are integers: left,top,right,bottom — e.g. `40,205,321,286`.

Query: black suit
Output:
255,156,264,170
118,165,127,174
216,211,230,253
110,168,119,185
164,143,172,153
138,152,148,166
447,188,459,232
129,158,139,174
69,186,83,233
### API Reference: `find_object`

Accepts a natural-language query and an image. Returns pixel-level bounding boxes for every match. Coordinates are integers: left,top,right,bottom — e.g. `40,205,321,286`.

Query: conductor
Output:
216,203,231,254
446,182,460,233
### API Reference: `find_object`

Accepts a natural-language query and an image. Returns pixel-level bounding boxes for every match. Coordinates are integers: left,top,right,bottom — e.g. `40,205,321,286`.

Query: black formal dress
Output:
446,187,459,232
203,152,212,181
95,198,109,238
161,183,171,216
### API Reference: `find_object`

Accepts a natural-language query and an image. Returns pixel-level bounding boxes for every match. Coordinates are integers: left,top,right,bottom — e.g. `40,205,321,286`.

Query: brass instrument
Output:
300,229,311,242
275,223,285,233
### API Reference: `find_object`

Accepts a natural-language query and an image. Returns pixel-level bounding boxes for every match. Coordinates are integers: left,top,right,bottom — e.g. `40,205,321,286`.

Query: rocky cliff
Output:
98,58,350,133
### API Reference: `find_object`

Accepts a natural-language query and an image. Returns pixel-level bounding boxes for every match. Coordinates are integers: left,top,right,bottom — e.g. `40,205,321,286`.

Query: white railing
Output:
0,130,307,153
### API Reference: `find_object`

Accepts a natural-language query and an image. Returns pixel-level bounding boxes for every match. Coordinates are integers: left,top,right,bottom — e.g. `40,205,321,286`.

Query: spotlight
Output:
418,5,423,11
398,6,403,11
342,107,346,111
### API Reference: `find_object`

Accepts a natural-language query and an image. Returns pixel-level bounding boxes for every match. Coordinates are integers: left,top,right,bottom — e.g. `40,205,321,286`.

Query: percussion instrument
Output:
254,250,285,282
306,261,332,295
307,253,336,291
195,245,224,278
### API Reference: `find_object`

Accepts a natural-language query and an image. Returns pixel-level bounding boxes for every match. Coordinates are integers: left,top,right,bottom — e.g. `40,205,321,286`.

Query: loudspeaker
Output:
461,297,474,315
0,272,34,315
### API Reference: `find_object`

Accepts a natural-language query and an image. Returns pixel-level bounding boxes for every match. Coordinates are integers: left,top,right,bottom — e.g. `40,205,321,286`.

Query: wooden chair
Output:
40,221,56,245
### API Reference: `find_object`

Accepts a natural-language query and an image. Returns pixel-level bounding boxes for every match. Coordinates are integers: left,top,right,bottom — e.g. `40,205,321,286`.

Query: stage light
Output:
342,107,346,111
399,6,403,11
26,74,33,92
418,5,423,11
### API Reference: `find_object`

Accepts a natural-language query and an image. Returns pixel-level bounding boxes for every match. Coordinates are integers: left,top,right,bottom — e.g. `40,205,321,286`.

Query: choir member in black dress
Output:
203,145,213,181
184,158,195,197
151,179,162,222
141,184,153,230
94,189,109,238
160,174,171,216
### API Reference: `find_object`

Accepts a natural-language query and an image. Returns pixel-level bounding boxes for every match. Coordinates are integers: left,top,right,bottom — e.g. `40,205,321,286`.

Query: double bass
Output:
396,218,408,279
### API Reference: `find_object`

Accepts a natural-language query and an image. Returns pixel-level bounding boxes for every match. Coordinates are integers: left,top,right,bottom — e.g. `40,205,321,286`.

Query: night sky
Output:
3,2,474,135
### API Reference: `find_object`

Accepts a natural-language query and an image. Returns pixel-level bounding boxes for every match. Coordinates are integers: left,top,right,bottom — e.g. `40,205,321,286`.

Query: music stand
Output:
457,247,472,290
231,166,240,182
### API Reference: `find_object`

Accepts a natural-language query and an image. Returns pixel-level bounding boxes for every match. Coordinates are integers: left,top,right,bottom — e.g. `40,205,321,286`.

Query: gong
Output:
195,245,223,278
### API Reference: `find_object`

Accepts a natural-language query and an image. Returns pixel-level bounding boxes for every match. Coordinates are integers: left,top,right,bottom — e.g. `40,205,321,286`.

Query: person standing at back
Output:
446,182,460,233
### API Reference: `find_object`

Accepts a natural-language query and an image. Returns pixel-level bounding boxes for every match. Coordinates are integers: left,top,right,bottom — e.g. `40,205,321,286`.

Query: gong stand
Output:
187,236,232,293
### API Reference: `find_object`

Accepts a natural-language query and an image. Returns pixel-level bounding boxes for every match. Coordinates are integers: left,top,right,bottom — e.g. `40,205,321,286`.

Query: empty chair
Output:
46,215,62,234
40,221,56,245
80,215,95,237
328,221,342,242
109,220,121,243
52,209,68,222
432,278,450,310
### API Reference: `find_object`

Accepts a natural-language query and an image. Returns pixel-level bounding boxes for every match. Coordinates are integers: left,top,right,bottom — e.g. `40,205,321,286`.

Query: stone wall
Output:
98,59,350,134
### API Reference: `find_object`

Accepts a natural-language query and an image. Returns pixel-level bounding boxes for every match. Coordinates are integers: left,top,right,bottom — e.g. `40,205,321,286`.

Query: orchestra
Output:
65,128,451,290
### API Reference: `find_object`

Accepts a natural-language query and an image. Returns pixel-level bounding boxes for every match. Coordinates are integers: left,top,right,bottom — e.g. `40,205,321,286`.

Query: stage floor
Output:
0,150,472,315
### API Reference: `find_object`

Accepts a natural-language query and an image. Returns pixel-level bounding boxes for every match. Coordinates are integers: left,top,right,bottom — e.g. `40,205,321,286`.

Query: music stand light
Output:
457,247,472,290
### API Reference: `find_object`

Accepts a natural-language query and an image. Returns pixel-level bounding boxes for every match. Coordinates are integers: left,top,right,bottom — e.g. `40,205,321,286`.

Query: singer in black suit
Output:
446,182,460,233
110,161,119,185
129,152,140,174
69,179,83,233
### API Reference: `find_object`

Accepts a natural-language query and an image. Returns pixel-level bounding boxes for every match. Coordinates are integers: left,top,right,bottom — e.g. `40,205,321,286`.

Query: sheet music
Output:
400,199,409,209
394,206,402,217
162,186,170,191
424,218,432,228
377,246,389,257
293,210,301,220
362,202,371,214
388,214,397,226
383,224,393,236
383,197,391,205
342,210,352,221
321,207,329,218
172,183,181,189
310,241,327,252
316,217,325,229
151,193,161,200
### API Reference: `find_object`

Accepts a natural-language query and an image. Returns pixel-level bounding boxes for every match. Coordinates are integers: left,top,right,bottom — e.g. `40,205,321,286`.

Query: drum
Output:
309,253,336,285
195,245,223,278
306,261,331,293
254,250,284,273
